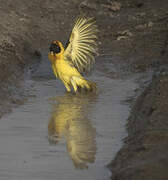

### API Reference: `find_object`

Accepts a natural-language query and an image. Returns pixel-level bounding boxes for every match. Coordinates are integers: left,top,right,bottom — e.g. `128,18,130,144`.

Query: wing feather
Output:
64,16,98,73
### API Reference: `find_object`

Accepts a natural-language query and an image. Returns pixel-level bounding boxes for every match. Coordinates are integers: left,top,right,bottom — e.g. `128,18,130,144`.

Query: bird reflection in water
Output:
48,93,97,169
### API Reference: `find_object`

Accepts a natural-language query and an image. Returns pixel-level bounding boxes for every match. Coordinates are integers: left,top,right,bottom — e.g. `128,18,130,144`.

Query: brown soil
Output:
0,0,79,116
0,0,168,179
110,74,168,180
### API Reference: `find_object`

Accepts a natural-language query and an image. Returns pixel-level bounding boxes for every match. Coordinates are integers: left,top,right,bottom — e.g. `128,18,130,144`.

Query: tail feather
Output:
71,76,97,92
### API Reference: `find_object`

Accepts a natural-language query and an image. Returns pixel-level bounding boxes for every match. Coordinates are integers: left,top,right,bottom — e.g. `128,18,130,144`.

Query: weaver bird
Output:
48,16,98,93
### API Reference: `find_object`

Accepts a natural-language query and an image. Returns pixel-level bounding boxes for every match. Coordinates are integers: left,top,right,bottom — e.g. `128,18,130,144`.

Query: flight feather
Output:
64,16,98,73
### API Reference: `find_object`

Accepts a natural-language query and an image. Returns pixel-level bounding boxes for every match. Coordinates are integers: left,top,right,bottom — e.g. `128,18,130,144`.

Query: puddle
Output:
0,55,137,180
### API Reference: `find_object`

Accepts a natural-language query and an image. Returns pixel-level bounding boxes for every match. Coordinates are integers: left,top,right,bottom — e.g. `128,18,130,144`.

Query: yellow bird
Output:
48,16,98,92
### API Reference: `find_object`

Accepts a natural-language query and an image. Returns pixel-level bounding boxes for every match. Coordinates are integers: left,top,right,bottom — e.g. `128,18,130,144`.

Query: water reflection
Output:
48,93,97,169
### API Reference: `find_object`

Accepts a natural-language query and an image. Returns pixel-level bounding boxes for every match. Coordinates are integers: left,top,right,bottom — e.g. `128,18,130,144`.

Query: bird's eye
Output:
49,43,61,54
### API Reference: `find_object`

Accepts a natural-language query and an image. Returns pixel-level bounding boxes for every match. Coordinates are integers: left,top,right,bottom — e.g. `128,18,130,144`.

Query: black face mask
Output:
49,43,61,54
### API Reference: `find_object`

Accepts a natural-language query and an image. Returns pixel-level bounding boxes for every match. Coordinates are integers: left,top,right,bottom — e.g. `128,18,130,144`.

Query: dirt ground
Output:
109,73,168,180
0,0,168,179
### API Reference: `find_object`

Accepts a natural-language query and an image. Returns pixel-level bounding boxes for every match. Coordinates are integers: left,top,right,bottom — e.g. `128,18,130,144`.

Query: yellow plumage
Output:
48,16,98,92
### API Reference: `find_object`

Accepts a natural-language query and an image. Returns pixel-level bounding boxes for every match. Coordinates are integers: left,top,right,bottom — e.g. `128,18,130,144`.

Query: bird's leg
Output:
64,82,71,92
70,79,78,92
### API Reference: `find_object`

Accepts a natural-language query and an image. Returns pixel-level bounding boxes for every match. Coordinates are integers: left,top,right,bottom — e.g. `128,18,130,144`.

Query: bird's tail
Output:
71,76,97,92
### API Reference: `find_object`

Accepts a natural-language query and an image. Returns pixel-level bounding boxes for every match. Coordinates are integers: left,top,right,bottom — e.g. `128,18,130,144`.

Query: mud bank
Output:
106,0,168,179
110,72,168,180
0,0,80,116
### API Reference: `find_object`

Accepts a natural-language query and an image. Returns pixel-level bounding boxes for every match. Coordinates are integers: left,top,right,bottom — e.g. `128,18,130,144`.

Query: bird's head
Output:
49,40,64,56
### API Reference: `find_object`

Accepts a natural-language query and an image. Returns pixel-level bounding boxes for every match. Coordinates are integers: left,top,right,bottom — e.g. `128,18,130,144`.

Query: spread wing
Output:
63,16,98,73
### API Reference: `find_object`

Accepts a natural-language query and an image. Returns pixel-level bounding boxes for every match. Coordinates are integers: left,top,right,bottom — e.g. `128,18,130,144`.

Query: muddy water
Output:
0,55,137,180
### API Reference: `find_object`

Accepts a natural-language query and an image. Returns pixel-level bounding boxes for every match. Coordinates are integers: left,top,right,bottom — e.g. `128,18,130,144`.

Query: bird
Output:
48,16,98,93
